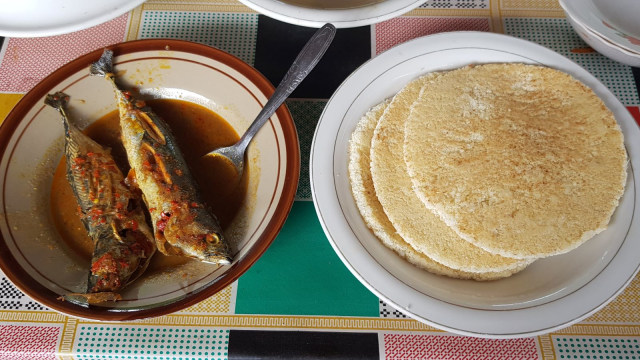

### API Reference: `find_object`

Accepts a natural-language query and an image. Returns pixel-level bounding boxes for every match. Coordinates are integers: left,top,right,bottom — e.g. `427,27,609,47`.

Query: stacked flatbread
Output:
348,63,627,280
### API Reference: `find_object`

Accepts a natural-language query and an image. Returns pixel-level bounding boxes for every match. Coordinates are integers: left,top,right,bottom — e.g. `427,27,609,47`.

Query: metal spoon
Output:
205,23,337,177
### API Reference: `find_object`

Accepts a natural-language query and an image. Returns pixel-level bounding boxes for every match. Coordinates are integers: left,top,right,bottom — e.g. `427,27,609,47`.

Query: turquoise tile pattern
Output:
139,11,258,66
554,337,640,359
74,325,230,360
504,17,640,106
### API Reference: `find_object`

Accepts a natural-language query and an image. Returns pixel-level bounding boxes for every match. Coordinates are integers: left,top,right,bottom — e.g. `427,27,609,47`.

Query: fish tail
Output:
44,91,74,135
90,49,125,100
44,91,70,110
90,49,114,78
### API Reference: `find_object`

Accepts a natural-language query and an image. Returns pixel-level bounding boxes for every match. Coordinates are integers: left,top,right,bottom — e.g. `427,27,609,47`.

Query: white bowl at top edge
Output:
564,11,640,67
236,0,425,28
559,0,640,56
0,0,145,37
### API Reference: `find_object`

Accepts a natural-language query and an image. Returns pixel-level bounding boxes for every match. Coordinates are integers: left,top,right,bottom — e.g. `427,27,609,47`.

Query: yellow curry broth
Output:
50,99,247,272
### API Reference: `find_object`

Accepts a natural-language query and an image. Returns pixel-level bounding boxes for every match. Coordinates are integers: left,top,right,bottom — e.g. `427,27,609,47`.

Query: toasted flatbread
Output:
369,74,529,273
404,63,627,259
349,99,527,280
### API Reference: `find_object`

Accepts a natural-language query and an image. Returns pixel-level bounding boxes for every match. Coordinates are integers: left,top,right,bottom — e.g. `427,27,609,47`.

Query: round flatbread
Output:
404,63,627,259
349,99,527,280
369,74,528,273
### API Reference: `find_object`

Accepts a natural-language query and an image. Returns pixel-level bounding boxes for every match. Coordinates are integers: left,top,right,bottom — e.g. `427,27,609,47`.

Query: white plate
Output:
564,11,640,67
310,31,640,338
0,39,299,320
559,0,640,55
236,0,424,28
0,0,145,37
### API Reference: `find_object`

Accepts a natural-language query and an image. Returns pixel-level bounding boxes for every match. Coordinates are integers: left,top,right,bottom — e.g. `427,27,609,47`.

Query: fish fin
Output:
123,231,156,287
136,110,167,145
125,168,140,191
202,254,232,266
90,49,114,77
59,292,122,305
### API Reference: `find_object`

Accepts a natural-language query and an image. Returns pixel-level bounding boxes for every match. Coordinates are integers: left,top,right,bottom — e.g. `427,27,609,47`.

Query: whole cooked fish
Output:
90,50,231,265
45,92,156,304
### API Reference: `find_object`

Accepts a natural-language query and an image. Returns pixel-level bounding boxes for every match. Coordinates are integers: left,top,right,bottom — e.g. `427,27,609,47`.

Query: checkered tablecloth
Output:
1,0,639,359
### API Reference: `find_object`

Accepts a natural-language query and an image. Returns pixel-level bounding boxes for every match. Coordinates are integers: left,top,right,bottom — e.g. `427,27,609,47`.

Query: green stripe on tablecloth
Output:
235,201,379,317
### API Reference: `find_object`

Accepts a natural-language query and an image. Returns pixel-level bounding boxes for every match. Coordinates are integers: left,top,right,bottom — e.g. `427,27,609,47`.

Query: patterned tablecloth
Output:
1,0,639,359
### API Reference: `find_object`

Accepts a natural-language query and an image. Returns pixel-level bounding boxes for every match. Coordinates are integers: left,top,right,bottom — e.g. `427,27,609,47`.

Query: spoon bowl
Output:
205,23,337,177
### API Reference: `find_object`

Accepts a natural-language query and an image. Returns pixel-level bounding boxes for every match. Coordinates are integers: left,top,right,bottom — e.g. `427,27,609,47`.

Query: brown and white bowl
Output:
0,39,299,320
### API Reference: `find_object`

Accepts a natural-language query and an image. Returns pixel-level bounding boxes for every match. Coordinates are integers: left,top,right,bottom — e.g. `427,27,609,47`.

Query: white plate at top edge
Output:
0,0,145,37
236,0,424,28
310,31,640,338
559,0,640,55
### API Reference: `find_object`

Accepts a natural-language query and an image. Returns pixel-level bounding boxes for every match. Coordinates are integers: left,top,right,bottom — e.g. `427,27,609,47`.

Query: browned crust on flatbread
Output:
404,63,627,259
369,74,529,273
349,99,528,280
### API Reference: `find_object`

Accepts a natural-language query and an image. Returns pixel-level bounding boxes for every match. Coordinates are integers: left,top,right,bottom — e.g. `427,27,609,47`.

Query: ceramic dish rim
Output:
558,0,640,55
310,30,640,338
236,0,425,28
0,38,300,321
0,0,146,37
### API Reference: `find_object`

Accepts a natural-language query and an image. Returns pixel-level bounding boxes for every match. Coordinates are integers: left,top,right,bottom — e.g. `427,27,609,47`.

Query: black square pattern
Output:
229,330,379,359
254,16,372,100
1,278,23,299
1,276,47,311
379,299,408,319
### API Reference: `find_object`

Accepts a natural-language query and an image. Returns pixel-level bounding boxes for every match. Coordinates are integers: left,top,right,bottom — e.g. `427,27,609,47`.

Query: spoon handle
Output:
237,23,337,149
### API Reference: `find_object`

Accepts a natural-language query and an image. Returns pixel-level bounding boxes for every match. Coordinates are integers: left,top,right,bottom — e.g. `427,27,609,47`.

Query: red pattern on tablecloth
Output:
0,325,60,360
383,334,538,359
374,17,491,55
628,106,640,126
0,14,128,93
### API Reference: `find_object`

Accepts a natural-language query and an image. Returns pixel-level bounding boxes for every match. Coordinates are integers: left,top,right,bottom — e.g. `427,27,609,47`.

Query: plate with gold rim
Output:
310,31,640,337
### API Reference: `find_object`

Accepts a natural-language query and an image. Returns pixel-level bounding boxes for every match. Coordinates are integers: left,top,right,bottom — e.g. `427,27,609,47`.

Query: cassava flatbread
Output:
404,63,627,259
349,100,527,280
369,74,529,273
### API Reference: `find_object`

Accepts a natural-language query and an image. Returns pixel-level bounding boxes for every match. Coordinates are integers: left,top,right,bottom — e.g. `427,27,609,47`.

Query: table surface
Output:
1,0,640,359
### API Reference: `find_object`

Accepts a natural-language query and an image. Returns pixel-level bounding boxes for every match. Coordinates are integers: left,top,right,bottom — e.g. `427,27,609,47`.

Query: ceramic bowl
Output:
0,39,299,320
564,12,640,67
236,0,425,28
0,0,146,37
559,0,640,64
